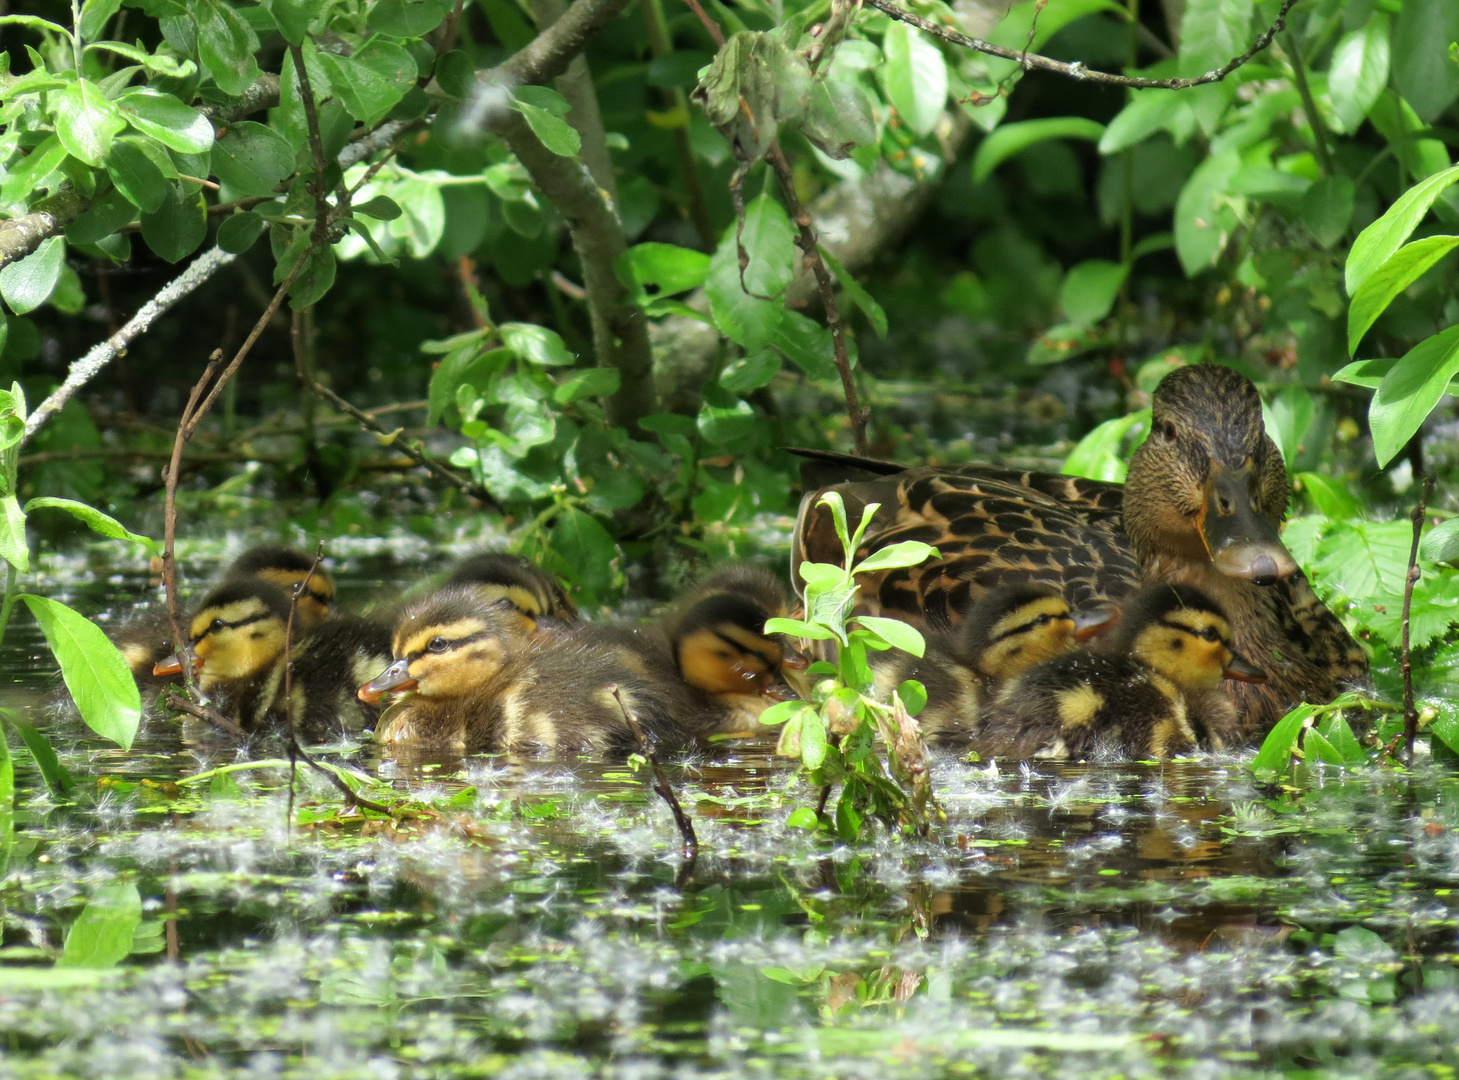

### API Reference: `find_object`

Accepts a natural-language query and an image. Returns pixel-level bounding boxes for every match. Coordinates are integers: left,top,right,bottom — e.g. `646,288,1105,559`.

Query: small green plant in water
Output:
759,492,942,840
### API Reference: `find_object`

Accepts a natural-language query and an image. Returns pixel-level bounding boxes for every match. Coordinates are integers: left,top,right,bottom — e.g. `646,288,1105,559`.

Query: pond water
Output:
3,540,1459,1079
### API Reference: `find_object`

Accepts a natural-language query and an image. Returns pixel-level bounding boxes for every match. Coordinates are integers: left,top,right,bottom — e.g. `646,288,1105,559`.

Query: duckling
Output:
360,587,698,755
794,363,1367,738
872,583,1118,740
153,578,390,739
115,544,337,691
653,564,805,731
443,551,578,636
970,583,1267,761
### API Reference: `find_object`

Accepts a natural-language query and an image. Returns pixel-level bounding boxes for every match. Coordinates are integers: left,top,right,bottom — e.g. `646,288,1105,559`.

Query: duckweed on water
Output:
5,553,1459,1078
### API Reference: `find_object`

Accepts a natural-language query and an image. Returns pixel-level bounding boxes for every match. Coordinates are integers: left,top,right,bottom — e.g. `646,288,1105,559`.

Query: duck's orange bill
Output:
152,646,199,678
1071,607,1120,643
357,657,417,704
1223,653,1268,684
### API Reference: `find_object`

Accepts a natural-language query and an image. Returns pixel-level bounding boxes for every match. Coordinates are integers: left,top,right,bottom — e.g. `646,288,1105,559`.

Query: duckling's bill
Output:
1071,606,1119,642
358,658,416,703
1223,653,1267,683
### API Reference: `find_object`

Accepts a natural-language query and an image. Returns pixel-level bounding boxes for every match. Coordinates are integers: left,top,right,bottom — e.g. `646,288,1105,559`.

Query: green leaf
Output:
1,709,74,799
705,196,793,349
549,508,619,604
1315,712,1365,765
320,51,402,126
1393,0,1459,123
53,80,126,167
802,76,877,160
1175,148,1241,276
353,38,417,96
615,242,711,297
1313,519,1414,596
786,806,819,829
1370,325,1459,467
1347,235,1459,356
1099,89,1187,154
78,0,124,41
355,195,403,221
1179,0,1253,77
57,884,142,968
854,540,938,574
499,323,575,367
115,87,215,154
1062,408,1150,483
435,49,474,99
0,713,11,853
854,616,926,657
1346,164,1459,296
0,237,65,315
24,497,158,553
1295,473,1363,519
0,495,28,573
758,699,808,726
511,88,582,158
776,712,803,757
259,0,314,43
140,182,206,263
188,0,260,95
896,679,927,716
106,137,168,213
19,595,140,749
799,710,828,770
819,246,886,339
1059,258,1128,328
65,188,136,246
286,244,337,310
554,367,620,404
771,310,837,381
718,349,780,393
882,21,946,138
1421,518,1459,564
368,0,449,36
216,210,267,254
763,616,840,641
211,121,293,197
1301,175,1355,250
1329,13,1391,133
973,117,1104,184
1250,702,1315,780
85,40,197,79
696,391,756,445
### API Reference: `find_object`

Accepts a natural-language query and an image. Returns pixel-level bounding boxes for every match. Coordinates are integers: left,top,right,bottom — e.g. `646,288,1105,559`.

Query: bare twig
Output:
767,145,869,454
163,688,247,739
1402,474,1436,762
162,351,224,696
23,247,238,443
611,686,698,879
863,0,1298,89
300,378,503,508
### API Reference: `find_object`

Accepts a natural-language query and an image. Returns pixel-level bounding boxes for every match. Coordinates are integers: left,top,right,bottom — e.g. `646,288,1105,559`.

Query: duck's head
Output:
1116,583,1267,694
1124,365,1297,585
225,545,335,628
443,551,578,636
669,566,805,703
959,583,1118,680
357,587,527,703
153,579,291,689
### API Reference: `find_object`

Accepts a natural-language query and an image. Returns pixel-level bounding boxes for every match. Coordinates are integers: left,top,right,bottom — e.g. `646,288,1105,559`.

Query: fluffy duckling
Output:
116,544,337,690
971,583,1266,761
360,587,697,755
654,564,805,731
872,583,1117,740
443,551,578,635
154,578,390,739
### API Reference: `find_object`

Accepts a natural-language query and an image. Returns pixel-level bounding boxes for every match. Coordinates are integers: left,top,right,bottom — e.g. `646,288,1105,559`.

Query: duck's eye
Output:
1034,613,1052,626
1201,626,1221,642
428,637,450,653
209,618,225,633
1161,421,1177,443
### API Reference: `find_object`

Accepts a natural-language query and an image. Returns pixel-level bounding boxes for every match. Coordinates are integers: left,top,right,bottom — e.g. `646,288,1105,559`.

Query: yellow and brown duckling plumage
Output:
116,544,338,690
971,583,1266,761
795,364,1367,738
873,583,1117,740
153,578,389,739
443,551,578,636
361,587,703,756
652,564,805,731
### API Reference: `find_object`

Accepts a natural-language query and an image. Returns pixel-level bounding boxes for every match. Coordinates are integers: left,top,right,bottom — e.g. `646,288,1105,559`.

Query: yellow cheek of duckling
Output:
679,628,777,697
197,625,286,681
410,641,507,697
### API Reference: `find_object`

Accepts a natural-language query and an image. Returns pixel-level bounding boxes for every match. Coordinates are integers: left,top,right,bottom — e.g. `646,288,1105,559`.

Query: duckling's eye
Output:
1161,421,1177,442
209,618,225,633
1034,613,1052,626
428,637,450,653
1201,626,1221,642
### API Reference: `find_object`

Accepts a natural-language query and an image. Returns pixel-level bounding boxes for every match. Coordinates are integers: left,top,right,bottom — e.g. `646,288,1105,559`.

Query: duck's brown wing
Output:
794,466,1140,630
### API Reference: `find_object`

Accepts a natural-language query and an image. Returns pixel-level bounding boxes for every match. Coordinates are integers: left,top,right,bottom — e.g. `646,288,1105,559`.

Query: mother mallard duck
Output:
793,364,1368,737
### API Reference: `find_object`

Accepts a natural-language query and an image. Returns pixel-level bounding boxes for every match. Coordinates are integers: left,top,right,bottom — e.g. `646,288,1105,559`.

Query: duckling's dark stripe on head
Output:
194,580,293,623
676,592,773,641
709,627,774,667
198,610,273,640
1114,583,1230,648
407,629,493,661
